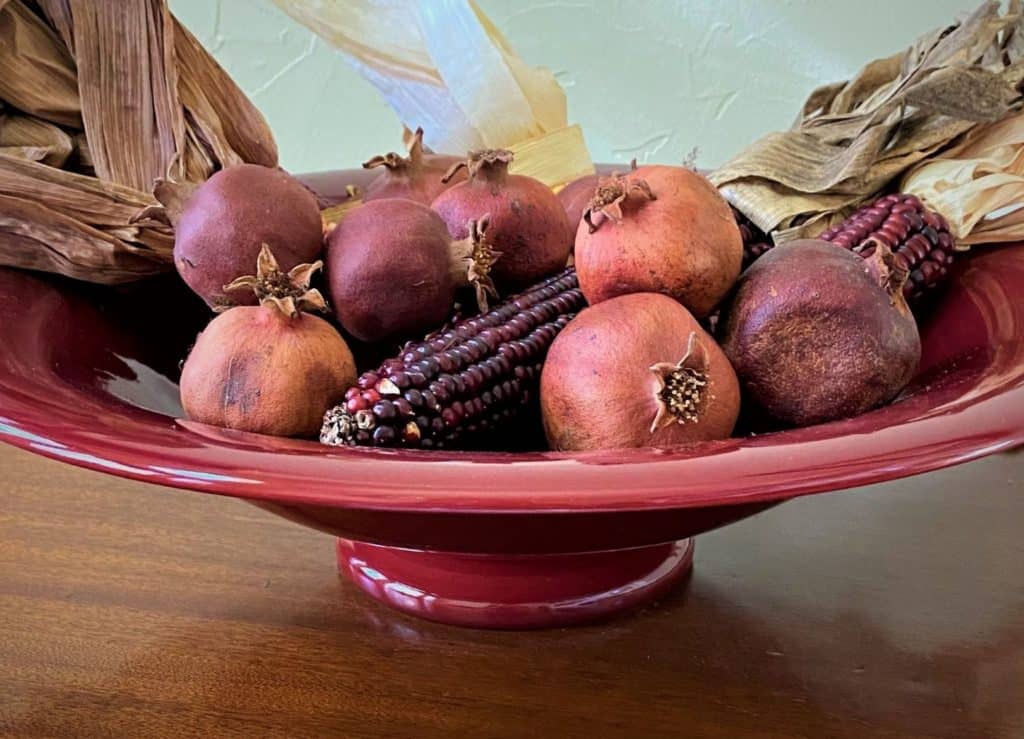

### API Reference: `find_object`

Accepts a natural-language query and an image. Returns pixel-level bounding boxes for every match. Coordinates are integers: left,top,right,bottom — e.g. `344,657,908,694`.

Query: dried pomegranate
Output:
541,292,740,451
431,149,573,289
179,246,356,438
325,198,498,343
361,127,465,205
574,165,742,318
172,164,324,310
721,239,921,427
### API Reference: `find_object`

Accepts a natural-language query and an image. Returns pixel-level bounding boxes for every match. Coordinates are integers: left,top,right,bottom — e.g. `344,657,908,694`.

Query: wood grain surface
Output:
0,442,1021,739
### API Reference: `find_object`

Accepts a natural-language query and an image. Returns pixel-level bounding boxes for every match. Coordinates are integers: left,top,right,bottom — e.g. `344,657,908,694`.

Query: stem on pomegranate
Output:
448,215,500,312
863,240,913,319
134,177,200,228
362,127,427,173
648,333,710,433
222,244,328,318
443,148,513,186
582,172,657,233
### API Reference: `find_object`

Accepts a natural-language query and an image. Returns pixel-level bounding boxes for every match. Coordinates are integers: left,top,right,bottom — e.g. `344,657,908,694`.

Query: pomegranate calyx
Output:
222,244,328,318
137,177,200,229
362,127,426,173
582,173,656,233
450,215,501,313
649,332,710,432
444,148,513,184
863,240,912,319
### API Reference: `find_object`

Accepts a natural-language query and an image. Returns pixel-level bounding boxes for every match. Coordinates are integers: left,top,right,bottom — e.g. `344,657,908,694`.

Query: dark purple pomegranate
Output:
721,239,921,427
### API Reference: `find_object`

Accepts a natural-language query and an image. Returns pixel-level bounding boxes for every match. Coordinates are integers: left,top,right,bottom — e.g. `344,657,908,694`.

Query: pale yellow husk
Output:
273,0,594,189
901,112,1024,245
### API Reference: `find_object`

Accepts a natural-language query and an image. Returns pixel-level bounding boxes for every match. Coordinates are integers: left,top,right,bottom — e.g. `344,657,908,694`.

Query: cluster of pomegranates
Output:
173,129,923,452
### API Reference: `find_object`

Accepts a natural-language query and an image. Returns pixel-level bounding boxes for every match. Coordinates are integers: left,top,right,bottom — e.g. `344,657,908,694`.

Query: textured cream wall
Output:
170,0,971,173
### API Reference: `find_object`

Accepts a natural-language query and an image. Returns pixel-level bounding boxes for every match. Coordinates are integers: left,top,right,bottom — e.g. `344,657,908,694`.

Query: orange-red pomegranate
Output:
541,292,740,451
574,165,742,317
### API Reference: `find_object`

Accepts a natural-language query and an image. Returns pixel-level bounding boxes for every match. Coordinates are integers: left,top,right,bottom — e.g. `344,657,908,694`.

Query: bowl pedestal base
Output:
336,538,694,629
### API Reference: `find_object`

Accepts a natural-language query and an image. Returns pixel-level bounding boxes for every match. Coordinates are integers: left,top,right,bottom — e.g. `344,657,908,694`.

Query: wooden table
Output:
1,442,1021,738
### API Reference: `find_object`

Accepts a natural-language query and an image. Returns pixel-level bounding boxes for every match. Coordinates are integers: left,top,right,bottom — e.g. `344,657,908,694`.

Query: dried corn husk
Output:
0,0,277,284
901,112,1024,245
711,0,1024,243
0,113,74,167
70,0,184,190
273,0,593,189
0,193,167,281
36,0,74,53
0,0,81,128
173,18,278,174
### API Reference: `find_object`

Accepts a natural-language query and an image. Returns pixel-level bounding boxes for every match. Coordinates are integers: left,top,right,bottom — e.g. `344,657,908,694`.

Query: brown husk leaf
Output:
70,0,184,190
0,113,74,167
711,0,1024,243
0,0,81,128
0,0,278,284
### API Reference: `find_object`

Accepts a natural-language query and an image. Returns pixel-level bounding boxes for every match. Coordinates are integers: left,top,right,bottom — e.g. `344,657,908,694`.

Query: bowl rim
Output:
1,245,1022,515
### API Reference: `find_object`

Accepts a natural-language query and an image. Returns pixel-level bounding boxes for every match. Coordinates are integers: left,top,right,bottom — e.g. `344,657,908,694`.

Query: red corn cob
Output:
819,193,956,303
320,268,585,449
735,194,957,302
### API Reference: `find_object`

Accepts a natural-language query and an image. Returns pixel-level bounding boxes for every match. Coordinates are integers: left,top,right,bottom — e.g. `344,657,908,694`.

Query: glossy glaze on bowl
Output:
1,238,1022,557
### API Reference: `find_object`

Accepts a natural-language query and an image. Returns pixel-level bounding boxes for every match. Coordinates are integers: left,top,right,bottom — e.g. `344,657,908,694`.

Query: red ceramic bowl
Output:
2,172,1023,629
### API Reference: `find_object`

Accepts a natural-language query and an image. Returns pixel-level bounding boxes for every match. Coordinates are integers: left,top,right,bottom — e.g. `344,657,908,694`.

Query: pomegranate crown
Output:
582,166,656,233
362,127,426,173
648,332,710,433
443,148,513,184
222,244,328,318
444,215,500,313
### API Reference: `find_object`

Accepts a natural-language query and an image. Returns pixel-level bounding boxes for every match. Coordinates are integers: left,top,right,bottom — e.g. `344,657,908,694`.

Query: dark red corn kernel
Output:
361,389,381,404
356,373,378,390
345,387,360,401
321,268,586,449
373,400,396,421
372,426,397,445
429,383,450,405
